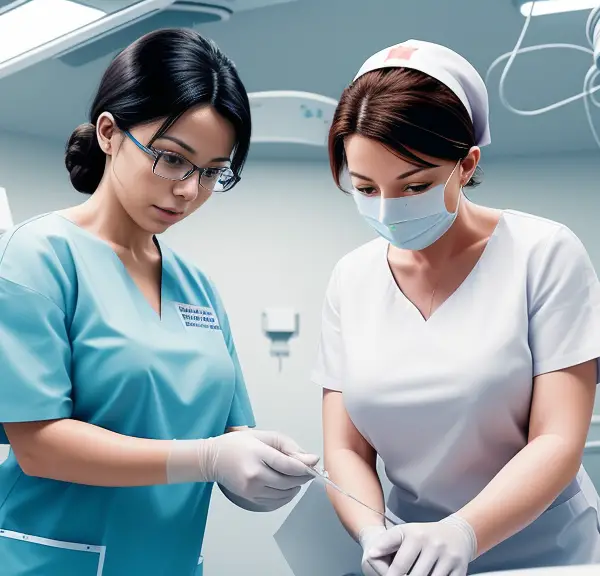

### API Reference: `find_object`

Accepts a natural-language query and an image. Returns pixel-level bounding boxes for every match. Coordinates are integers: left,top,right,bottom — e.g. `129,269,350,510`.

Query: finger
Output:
448,564,469,576
406,546,437,576
254,462,314,491
430,557,459,576
290,452,320,467
260,444,320,478
387,536,421,576
362,560,383,576
369,527,404,556
251,430,299,452
255,486,302,507
252,431,320,467
260,485,302,500
364,555,393,576
247,482,302,501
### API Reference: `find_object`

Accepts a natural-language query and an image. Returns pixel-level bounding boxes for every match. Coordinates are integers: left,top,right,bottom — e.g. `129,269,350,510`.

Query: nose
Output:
173,172,200,202
381,189,403,200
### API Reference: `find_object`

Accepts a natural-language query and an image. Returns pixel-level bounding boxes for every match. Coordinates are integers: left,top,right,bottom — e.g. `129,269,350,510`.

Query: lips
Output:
155,206,183,215
152,205,185,223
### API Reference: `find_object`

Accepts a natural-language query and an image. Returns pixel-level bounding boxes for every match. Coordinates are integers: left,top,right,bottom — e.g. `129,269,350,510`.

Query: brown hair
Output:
328,67,482,190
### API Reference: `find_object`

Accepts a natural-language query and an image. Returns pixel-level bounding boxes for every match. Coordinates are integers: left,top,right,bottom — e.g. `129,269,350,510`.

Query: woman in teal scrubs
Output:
0,29,318,576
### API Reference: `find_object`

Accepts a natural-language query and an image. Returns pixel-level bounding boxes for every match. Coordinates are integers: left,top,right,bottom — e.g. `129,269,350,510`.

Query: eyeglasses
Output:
124,131,240,193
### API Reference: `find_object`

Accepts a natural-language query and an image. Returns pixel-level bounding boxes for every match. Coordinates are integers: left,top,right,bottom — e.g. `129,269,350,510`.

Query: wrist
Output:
440,513,478,561
166,438,218,484
357,524,387,549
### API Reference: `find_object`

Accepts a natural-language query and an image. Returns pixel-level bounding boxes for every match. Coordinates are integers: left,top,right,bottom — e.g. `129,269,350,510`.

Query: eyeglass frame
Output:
123,130,240,193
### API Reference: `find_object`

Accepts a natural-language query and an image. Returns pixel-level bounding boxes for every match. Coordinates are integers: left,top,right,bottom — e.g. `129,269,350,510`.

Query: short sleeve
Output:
528,226,600,379
210,287,256,429
0,278,73,443
0,224,75,443
310,264,344,391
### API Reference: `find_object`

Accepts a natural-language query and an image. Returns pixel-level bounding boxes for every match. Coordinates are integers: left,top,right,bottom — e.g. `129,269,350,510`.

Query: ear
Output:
460,147,481,186
96,112,118,156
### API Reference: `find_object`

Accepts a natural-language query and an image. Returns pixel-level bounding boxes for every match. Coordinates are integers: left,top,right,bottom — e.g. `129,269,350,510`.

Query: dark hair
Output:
65,28,251,194
328,67,483,191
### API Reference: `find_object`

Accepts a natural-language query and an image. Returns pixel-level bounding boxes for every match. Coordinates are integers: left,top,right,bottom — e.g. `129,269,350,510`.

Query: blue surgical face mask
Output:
352,161,462,251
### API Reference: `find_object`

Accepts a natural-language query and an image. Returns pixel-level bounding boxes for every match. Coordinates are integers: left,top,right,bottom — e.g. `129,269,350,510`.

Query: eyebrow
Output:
349,166,436,182
158,135,231,163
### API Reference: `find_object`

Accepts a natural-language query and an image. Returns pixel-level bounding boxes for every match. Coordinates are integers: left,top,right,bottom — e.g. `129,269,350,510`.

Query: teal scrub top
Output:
0,213,255,576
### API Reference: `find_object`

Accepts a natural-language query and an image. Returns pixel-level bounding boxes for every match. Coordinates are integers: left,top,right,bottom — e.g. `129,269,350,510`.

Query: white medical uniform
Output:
311,210,600,573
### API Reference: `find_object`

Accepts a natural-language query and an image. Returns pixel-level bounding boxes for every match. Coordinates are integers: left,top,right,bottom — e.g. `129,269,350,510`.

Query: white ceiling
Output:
0,0,598,160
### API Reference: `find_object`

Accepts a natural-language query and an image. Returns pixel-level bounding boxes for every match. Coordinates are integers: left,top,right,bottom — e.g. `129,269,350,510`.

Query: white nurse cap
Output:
353,40,491,147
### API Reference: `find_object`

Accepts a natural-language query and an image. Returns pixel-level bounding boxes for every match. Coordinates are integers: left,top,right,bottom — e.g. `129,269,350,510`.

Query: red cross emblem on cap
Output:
385,45,418,61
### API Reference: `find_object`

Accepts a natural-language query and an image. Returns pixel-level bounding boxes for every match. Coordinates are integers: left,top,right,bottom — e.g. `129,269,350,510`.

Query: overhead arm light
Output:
0,0,176,80
248,91,338,147
519,0,600,17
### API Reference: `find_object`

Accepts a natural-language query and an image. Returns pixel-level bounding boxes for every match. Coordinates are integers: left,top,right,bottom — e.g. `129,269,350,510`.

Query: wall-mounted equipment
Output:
0,0,298,79
0,187,13,235
261,308,299,372
487,1,600,148
249,91,338,148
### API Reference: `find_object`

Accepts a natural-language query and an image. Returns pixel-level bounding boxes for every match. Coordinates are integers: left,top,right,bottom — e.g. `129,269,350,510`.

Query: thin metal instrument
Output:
305,465,398,526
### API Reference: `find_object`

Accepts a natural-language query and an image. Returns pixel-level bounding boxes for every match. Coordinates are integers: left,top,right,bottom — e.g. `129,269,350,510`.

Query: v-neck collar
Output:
52,212,167,322
383,211,505,324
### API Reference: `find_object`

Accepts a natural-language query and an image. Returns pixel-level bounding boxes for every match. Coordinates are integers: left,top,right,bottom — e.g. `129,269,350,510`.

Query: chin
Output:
149,222,172,235
137,217,171,235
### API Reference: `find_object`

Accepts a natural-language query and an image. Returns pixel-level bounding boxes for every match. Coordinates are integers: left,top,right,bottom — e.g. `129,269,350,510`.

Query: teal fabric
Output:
0,213,255,575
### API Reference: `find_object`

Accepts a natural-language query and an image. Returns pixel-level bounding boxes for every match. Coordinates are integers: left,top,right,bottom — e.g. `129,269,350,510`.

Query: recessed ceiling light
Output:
0,0,104,64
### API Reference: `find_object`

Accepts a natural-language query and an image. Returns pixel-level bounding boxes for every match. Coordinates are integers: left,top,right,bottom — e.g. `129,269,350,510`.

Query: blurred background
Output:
0,0,599,574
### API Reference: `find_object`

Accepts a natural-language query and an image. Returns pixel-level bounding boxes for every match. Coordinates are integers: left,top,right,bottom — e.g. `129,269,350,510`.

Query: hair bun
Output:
65,123,106,194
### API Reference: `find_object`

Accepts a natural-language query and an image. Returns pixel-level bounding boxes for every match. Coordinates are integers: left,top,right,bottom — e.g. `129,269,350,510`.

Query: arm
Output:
0,272,172,487
314,265,393,575
458,359,597,555
4,418,317,505
322,388,386,539
4,419,171,486
456,228,600,555
311,264,385,536
0,279,314,492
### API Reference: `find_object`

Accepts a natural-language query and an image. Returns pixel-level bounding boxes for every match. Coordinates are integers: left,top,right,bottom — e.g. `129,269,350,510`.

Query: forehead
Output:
344,135,413,182
344,135,443,181
142,105,236,162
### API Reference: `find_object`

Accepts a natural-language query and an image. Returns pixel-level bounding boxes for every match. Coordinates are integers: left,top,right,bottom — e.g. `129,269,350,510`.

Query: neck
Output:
76,182,155,256
408,198,483,268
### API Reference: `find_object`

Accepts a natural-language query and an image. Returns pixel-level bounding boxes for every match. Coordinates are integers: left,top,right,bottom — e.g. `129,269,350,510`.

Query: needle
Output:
305,465,398,526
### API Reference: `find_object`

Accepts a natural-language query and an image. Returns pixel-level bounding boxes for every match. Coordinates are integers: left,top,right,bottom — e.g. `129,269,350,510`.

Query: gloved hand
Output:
364,515,477,576
358,525,393,576
167,429,319,509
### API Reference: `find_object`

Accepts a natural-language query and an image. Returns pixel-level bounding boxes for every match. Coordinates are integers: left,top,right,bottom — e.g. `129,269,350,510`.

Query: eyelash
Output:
356,183,431,196
405,183,431,194
153,149,228,172
155,148,185,159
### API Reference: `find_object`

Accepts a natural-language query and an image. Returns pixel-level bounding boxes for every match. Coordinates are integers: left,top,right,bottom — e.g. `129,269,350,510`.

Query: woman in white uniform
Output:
312,40,600,576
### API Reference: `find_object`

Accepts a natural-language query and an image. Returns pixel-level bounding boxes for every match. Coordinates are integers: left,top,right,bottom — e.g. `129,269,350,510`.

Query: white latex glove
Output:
167,429,319,509
365,515,477,576
358,525,393,576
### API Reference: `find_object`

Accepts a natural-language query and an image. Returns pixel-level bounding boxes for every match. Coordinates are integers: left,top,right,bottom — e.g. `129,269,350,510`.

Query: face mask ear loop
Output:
444,160,463,214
